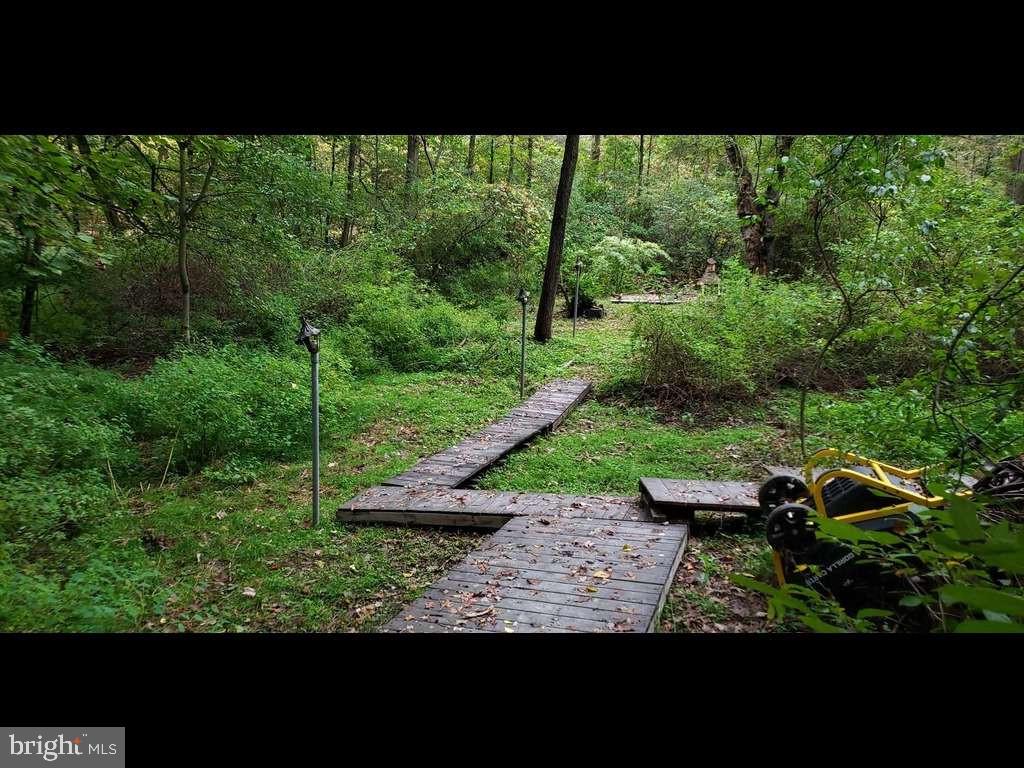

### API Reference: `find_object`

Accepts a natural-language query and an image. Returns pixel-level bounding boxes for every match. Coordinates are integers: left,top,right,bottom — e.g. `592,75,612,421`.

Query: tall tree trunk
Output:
373,135,380,194
405,135,419,192
526,136,534,188
724,135,794,274
1009,148,1024,204
761,135,795,268
507,135,515,183
591,135,601,165
420,135,436,174
488,137,495,183
342,135,359,247
177,140,191,344
466,134,476,176
18,233,41,338
73,135,122,232
646,134,653,179
534,135,580,343
325,136,337,245
638,135,645,190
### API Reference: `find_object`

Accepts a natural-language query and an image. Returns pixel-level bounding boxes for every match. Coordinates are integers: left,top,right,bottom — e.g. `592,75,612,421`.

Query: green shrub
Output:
0,339,133,548
631,262,833,401
343,284,503,373
569,236,670,299
125,343,357,468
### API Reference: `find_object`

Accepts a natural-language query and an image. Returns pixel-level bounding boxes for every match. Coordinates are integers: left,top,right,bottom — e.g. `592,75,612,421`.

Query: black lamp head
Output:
517,287,529,305
296,315,321,354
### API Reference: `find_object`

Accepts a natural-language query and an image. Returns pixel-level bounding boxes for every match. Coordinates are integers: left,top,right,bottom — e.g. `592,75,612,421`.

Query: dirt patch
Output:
659,532,775,633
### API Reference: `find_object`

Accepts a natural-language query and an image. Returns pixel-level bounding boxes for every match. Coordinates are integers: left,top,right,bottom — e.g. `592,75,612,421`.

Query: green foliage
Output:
568,236,671,300
125,343,358,468
732,490,1024,633
632,262,833,400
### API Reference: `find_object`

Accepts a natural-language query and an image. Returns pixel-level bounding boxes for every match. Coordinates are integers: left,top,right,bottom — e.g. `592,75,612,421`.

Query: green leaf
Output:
953,620,1024,633
856,608,894,620
947,494,984,542
815,516,900,545
899,594,931,607
800,614,844,633
939,584,1024,617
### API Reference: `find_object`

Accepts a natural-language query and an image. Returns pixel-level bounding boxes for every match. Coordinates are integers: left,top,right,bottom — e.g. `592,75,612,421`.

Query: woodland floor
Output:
120,302,807,632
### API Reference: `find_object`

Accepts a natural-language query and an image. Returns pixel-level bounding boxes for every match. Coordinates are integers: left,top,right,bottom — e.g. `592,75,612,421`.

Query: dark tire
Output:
765,503,817,554
758,474,809,515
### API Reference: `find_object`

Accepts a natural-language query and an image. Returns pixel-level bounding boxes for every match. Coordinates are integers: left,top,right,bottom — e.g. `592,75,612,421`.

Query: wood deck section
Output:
338,485,650,529
381,512,688,633
611,293,690,304
382,378,592,488
639,477,761,521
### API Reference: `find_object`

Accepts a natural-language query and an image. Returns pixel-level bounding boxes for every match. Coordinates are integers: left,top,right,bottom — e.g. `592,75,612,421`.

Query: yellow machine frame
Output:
771,448,948,586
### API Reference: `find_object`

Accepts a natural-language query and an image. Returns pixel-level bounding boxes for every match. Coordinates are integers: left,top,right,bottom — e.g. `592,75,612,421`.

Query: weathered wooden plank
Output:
639,477,761,515
432,576,658,612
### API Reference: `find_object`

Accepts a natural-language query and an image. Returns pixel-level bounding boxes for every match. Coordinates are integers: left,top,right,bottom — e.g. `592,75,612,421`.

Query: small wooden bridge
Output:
338,378,768,633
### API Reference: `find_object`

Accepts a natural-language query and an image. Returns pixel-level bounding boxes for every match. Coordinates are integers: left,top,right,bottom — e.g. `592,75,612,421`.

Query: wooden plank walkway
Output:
339,485,650,529
383,379,592,488
639,477,761,521
382,511,688,633
611,293,691,304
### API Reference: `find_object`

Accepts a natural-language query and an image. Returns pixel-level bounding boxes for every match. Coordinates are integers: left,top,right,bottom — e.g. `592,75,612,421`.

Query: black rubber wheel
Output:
765,503,817,554
758,474,809,515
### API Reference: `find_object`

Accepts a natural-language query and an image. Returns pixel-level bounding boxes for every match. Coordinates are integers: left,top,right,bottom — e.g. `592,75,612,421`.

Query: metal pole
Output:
573,259,581,338
519,299,527,399
311,347,320,527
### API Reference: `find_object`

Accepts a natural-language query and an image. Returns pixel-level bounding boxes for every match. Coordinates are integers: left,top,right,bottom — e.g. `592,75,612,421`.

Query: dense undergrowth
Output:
2,134,1022,632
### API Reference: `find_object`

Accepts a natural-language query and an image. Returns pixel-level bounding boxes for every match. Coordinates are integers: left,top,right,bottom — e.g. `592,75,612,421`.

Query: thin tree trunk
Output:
488,137,495,183
177,140,191,344
421,135,436,174
373,135,380,194
591,135,601,164
638,135,645,190
507,135,515,183
1009,148,1024,204
526,136,534,188
466,134,476,176
646,134,653,179
325,136,337,245
342,135,359,247
18,234,41,338
405,135,419,192
534,135,580,343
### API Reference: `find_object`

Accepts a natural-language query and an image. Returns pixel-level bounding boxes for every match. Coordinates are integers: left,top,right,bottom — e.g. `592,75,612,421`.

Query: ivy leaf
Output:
939,584,1024,617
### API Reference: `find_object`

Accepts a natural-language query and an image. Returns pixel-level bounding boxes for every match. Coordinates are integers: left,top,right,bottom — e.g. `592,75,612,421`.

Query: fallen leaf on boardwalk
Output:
242,587,257,597
593,570,611,580
622,543,632,552
464,606,495,619
539,518,551,525
586,586,599,593
624,571,636,579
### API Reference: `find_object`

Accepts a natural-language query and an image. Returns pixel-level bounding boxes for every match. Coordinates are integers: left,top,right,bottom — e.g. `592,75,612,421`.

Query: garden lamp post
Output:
296,315,321,527
517,287,529,398
572,256,582,338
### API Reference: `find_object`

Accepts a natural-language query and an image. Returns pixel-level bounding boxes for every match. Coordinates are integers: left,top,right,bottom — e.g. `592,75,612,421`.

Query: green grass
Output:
2,300,813,632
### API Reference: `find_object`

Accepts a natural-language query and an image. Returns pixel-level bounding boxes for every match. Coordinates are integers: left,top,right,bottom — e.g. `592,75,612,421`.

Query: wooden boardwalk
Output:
639,477,761,521
382,509,688,633
384,379,592,488
339,485,649,529
611,293,691,305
